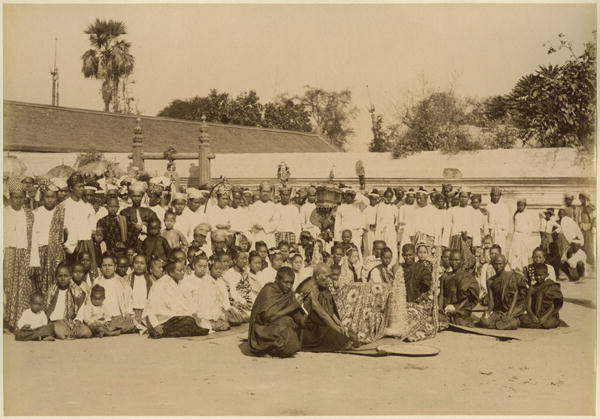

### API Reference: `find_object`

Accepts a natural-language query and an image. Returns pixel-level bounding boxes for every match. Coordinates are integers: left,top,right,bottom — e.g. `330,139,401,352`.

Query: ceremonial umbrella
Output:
3,155,28,178
78,160,110,177
47,164,75,178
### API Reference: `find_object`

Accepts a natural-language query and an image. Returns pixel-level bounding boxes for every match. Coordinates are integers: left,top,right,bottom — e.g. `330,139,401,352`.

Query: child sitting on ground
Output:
524,247,557,285
128,254,153,323
142,219,171,262
75,285,120,337
162,211,188,250
15,292,55,341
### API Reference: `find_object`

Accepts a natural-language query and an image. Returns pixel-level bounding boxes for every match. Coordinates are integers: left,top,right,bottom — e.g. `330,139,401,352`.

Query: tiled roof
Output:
3,100,338,153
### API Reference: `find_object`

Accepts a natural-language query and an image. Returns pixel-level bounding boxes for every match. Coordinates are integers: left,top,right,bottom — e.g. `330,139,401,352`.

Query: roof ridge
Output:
3,99,335,142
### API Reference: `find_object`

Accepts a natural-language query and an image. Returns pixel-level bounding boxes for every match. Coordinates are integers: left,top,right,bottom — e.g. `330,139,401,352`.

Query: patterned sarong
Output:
275,232,296,247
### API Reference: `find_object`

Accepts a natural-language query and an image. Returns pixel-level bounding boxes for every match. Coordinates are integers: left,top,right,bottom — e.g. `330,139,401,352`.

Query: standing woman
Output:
4,178,40,331
34,182,66,295
375,187,399,264
509,199,540,272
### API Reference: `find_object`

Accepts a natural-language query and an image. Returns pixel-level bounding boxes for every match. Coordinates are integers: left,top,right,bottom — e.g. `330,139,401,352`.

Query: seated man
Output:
297,263,352,352
479,255,528,330
520,264,563,329
143,260,210,339
248,267,305,358
561,241,587,281
440,250,480,327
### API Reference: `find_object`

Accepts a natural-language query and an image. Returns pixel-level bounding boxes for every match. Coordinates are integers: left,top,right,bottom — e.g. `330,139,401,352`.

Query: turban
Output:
67,172,85,189
129,181,147,194
51,178,68,190
415,187,428,196
517,198,527,204
84,185,97,192
242,190,253,197
147,183,163,195
211,230,227,241
259,181,272,192
490,187,502,195
7,178,25,194
579,192,591,201
194,223,212,236
172,192,187,202
187,188,203,200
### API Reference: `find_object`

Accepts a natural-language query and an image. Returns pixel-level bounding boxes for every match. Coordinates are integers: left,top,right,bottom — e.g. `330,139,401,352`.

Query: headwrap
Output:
563,192,574,199
517,198,527,204
193,223,212,236
211,230,227,241
307,186,317,195
187,188,203,200
84,185,97,192
215,182,232,198
129,181,147,194
415,187,428,196
490,186,502,195
242,190,253,197
7,177,25,194
579,192,591,201
405,188,415,197
544,208,555,216
67,172,85,189
259,181,272,192
147,183,163,195
51,178,68,190
172,192,187,202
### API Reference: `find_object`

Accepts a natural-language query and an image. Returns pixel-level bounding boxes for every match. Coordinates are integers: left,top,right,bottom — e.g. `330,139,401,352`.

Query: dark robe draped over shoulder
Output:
403,261,432,303
248,282,303,358
519,279,563,329
301,284,350,352
488,270,528,315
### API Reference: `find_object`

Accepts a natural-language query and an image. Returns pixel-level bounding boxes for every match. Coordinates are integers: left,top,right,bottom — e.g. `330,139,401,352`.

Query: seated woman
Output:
479,255,528,330
439,250,480,327
248,267,305,358
142,260,210,339
339,247,362,285
367,247,394,283
519,264,563,329
297,263,352,352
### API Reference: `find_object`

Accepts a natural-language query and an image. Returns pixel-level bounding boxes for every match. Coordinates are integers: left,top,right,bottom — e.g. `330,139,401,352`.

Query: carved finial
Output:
199,115,210,145
133,118,143,145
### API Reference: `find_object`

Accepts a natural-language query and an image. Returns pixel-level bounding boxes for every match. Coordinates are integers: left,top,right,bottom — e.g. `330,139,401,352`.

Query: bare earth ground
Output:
4,278,596,416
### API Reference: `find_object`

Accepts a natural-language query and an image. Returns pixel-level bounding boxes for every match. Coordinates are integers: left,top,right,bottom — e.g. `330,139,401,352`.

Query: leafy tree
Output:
300,86,358,150
504,34,596,150
81,19,135,113
390,90,481,158
263,95,312,132
227,90,263,126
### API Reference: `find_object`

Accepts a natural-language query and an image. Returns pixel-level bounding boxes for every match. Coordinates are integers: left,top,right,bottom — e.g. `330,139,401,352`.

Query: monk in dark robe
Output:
519,264,563,329
479,255,528,330
248,267,305,358
298,263,351,352
440,250,480,326
401,244,432,303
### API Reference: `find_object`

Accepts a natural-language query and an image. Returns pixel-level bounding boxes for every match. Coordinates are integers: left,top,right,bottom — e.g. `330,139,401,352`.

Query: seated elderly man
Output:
248,267,305,358
297,263,352,352
440,250,480,327
143,260,210,339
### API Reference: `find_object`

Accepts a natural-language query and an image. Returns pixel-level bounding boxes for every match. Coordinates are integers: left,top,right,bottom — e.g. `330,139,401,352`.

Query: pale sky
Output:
3,3,596,151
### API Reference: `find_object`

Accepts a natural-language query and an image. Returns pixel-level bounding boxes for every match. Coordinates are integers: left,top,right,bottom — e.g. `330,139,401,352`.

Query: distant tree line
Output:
158,86,358,150
369,33,596,156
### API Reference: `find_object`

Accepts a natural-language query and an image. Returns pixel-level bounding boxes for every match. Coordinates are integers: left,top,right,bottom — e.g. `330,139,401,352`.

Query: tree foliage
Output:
263,95,312,132
81,19,135,113
300,86,358,150
368,111,391,152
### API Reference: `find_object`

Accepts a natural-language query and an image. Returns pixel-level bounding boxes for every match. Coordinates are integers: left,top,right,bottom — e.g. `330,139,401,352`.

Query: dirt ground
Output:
3,278,596,416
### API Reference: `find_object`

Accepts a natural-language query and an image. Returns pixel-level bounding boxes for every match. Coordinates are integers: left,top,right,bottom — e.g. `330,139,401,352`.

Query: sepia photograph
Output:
2,2,597,416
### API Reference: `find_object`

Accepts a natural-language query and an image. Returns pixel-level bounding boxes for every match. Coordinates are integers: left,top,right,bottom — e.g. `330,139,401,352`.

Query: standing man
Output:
397,188,416,250
563,193,577,220
363,189,380,258
375,187,399,263
274,186,302,247
334,188,365,259
300,186,319,239
449,190,478,271
63,172,96,268
411,187,443,253
575,192,595,266
120,181,158,252
486,187,510,251
249,182,278,248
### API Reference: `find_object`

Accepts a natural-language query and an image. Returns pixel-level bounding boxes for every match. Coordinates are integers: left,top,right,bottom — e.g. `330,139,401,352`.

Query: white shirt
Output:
143,275,194,327
95,275,133,317
363,205,377,227
180,273,227,321
230,206,250,234
18,308,48,329
49,289,67,321
560,216,584,245
411,205,443,244
149,205,166,224
487,201,511,233
334,203,365,240
207,205,234,231
450,206,480,243
63,197,95,253
173,207,202,242
4,207,40,267
397,203,416,230
257,266,277,288
132,274,148,310
33,206,55,247
275,203,302,238
94,207,108,225
249,201,278,235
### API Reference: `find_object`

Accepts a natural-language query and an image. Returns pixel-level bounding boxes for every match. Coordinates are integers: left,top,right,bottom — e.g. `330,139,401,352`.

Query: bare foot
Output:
42,336,55,342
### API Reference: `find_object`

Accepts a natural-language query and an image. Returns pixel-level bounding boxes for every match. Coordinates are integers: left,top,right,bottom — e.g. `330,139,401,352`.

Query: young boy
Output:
162,211,188,250
95,254,136,334
15,292,55,341
97,197,127,252
148,257,166,282
92,228,107,266
277,241,292,267
72,262,91,298
75,285,120,337
116,255,131,278
47,263,91,340
362,240,385,281
142,219,172,262
519,264,563,329
187,223,211,265
368,247,393,283
524,248,557,285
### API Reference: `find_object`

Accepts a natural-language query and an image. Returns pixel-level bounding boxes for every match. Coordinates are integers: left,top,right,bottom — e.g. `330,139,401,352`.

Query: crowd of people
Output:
3,168,595,357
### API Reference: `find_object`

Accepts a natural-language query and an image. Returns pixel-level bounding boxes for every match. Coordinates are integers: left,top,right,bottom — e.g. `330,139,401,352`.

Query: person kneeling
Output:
519,264,563,329
15,292,55,341
143,260,209,339
248,267,305,358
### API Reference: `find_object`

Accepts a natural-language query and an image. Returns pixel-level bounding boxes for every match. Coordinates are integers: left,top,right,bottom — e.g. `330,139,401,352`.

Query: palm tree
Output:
81,19,135,112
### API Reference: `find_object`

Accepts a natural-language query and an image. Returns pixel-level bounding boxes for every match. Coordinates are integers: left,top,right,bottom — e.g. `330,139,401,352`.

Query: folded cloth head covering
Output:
307,186,317,194
211,229,227,241
51,177,68,190
259,181,272,192
416,187,428,196
147,183,163,195
172,192,187,202
544,208,555,215
490,186,502,195
579,192,591,201
67,172,85,189
8,177,25,194
517,198,527,204
187,188,203,200
129,181,147,194
242,189,253,196
106,183,119,192
84,185,97,192
194,223,212,236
